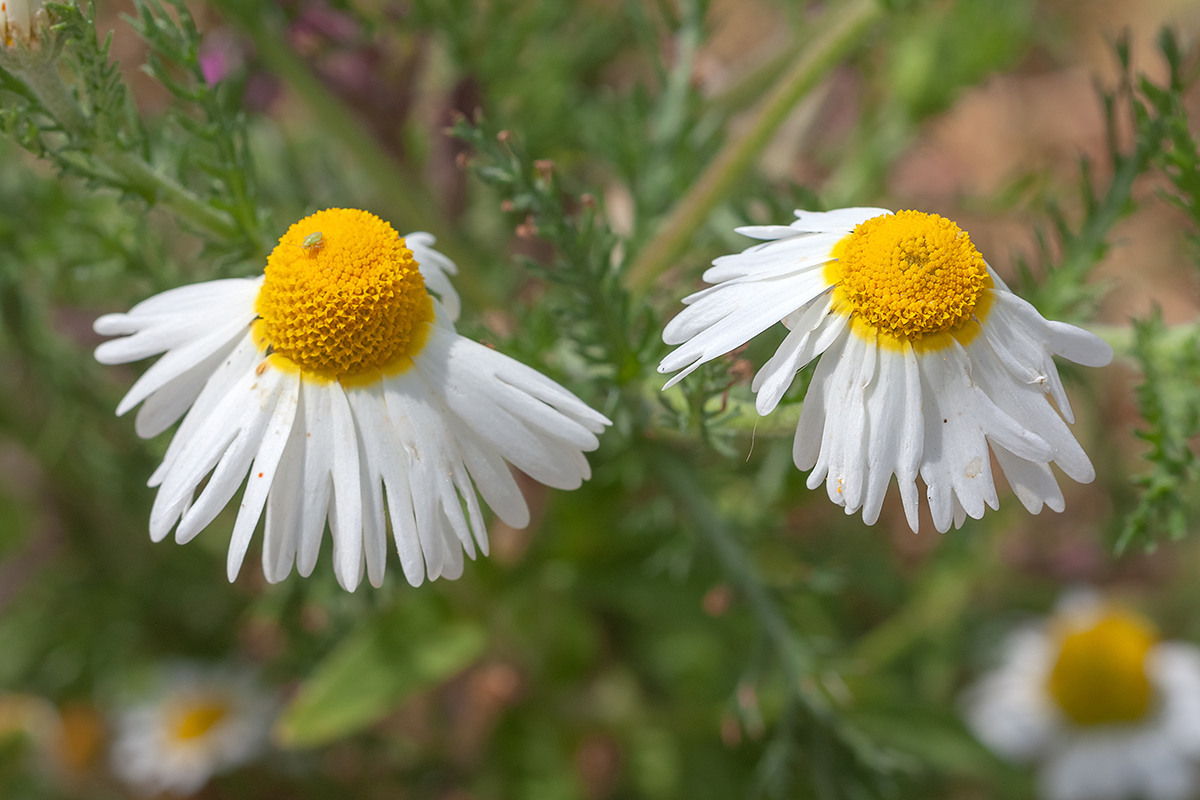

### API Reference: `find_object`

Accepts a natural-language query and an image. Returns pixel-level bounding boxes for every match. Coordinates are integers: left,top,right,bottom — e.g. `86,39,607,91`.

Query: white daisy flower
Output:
658,208,1112,532
95,208,610,591
110,663,276,797
964,593,1200,800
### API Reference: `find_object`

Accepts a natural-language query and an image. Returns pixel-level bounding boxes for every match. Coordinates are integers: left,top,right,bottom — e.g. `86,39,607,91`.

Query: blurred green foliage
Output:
0,1,1198,799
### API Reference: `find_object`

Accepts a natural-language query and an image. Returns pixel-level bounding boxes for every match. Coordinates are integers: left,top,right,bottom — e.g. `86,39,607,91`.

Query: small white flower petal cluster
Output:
964,594,1200,800
110,663,276,798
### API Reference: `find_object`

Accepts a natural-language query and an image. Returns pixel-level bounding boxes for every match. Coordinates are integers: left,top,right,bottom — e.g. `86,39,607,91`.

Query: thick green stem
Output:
14,50,88,136
7,49,242,241
625,0,884,291
102,150,242,240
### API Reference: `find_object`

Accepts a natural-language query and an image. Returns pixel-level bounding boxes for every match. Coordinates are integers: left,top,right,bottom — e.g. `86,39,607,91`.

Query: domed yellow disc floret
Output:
255,208,433,380
1047,608,1157,727
828,211,990,341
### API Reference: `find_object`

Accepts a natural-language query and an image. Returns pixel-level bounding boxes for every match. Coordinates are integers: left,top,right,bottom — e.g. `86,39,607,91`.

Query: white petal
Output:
808,332,875,515
149,361,265,542
751,293,839,415
793,326,849,472
262,386,307,583
227,370,300,581
134,336,240,439
861,344,923,530
148,334,260,487
915,342,1005,532
1047,320,1113,367
992,445,1065,515
345,384,397,589
791,207,891,232
114,315,253,417
405,232,462,323
295,381,333,579
701,231,844,284
660,270,831,388
326,381,364,592
417,326,606,491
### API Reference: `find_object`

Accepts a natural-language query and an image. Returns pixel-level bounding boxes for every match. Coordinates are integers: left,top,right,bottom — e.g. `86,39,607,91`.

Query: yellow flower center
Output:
827,211,989,341
168,698,230,742
254,208,433,381
1046,609,1157,727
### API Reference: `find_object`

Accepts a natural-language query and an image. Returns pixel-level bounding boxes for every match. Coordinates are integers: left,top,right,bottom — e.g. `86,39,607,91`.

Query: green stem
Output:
14,50,88,136
102,150,242,240
8,50,243,241
625,0,884,291
654,449,832,719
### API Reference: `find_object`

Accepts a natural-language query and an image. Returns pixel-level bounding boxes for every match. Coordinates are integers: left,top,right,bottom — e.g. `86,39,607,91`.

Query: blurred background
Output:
2,0,1200,797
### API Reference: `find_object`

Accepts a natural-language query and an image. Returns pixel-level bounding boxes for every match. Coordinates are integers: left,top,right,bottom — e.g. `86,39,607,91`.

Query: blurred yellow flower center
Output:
1046,609,1157,727
169,698,230,741
828,211,989,340
255,208,433,380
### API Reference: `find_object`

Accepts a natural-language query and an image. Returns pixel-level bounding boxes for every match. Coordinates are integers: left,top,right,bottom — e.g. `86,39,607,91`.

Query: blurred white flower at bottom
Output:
110,664,277,797
964,592,1200,800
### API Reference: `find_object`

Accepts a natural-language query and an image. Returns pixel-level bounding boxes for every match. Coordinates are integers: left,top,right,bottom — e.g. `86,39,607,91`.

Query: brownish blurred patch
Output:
575,733,623,800
489,470,549,566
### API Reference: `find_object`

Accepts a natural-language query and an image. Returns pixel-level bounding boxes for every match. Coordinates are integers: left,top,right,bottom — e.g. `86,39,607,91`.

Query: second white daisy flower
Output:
963,593,1200,800
95,208,611,590
659,208,1112,532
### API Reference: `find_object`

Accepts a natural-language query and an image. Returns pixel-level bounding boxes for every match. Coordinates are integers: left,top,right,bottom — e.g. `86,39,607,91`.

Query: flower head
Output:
659,208,1112,532
94,209,610,590
110,663,276,797
964,593,1200,800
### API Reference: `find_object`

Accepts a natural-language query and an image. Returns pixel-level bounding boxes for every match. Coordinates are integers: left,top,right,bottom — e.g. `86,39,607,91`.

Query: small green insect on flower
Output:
302,231,324,253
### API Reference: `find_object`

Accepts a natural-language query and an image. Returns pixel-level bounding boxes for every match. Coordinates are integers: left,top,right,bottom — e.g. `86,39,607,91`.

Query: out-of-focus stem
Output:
15,50,88,135
656,450,833,719
1087,320,1200,356
625,0,884,292
212,0,469,264
10,51,243,240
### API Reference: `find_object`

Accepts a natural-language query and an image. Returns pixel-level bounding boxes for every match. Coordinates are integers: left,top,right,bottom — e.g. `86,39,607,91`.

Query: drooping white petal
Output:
807,331,875,515
114,315,254,417
751,293,840,415
172,367,293,547
417,325,605,491
148,334,261,487
861,343,923,530
968,334,1094,483
227,369,301,582
406,231,462,323
660,270,832,389
701,231,844,284
991,445,1065,515
135,336,241,439
325,381,365,592
262,386,307,583
148,362,268,542
915,341,1007,532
